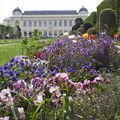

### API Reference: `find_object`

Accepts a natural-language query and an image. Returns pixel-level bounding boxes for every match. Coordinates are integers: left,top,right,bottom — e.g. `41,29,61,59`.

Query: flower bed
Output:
0,34,120,119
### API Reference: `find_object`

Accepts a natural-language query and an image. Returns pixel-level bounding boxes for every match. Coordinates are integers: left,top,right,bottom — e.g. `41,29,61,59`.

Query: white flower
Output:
72,40,77,43
0,88,13,106
18,107,25,120
18,107,24,114
0,116,10,120
68,35,75,40
28,84,34,91
49,86,59,93
40,60,48,66
84,80,90,85
34,93,43,106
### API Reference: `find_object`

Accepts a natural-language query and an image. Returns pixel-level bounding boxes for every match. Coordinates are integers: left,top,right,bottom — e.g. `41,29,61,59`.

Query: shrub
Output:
99,8,117,36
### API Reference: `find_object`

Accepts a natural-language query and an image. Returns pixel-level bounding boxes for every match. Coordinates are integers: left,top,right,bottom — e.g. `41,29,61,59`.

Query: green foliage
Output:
73,73,120,120
0,43,21,65
72,17,83,31
0,25,14,39
33,29,42,40
85,12,97,26
97,0,120,26
99,8,117,36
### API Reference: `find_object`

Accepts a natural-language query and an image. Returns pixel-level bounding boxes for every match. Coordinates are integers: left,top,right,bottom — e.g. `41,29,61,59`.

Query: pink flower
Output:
94,76,104,82
74,82,83,91
55,73,69,80
91,79,97,84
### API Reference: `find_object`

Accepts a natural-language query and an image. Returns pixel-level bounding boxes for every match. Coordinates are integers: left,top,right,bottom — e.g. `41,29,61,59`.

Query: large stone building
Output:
4,6,88,37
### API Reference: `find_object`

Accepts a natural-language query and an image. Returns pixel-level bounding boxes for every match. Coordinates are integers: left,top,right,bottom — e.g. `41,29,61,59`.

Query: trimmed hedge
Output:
99,8,117,36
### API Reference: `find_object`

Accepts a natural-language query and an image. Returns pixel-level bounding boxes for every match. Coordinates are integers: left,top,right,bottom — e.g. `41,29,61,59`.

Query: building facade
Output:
4,7,88,38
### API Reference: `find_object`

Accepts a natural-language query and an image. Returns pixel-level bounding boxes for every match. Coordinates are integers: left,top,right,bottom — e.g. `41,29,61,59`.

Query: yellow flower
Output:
82,33,89,40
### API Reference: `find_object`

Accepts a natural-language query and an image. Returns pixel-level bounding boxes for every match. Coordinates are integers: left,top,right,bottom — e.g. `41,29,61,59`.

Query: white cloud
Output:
0,0,103,23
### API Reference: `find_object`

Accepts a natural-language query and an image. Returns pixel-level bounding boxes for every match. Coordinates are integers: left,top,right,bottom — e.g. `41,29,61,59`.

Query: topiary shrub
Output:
99,8,117,37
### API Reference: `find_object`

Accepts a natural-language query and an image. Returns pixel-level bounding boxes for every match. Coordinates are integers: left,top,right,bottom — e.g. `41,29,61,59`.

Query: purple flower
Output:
13,80,27,91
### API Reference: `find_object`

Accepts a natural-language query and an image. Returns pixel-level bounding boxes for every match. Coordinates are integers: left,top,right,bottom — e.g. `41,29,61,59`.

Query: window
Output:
49,21,52,26
69,20,72,26
59,20,62,26
38,20,42,26
23,21,27,27
28,20,32,27
54,20,57,26
44,21,47,27
64,20,67,26
33,21,37,27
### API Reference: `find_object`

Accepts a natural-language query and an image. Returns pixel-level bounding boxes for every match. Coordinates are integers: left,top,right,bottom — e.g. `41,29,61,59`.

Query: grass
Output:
0,38,55,66
0,39,21,44
0,43,22,66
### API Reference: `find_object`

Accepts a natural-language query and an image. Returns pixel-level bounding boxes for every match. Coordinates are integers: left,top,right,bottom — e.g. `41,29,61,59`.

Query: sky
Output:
0,0,103,23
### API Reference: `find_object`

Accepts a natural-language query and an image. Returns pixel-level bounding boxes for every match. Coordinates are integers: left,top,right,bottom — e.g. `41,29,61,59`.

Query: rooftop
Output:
23,10,78,15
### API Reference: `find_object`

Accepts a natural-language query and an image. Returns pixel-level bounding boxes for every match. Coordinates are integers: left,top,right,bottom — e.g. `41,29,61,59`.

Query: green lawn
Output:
0,43,22,66
0,38,55,66
0,39,22,44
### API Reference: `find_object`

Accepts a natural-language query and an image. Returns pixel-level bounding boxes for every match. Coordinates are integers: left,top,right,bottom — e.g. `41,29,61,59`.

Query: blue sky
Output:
0,0,103,23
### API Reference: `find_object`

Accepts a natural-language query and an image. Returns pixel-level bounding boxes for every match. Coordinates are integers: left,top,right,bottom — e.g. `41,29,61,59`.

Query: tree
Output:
83,23,93,33
85,12,97,26
72,17,83,31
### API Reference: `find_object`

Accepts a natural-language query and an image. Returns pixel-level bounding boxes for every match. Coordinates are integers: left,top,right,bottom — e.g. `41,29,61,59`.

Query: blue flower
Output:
0,66,3,77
